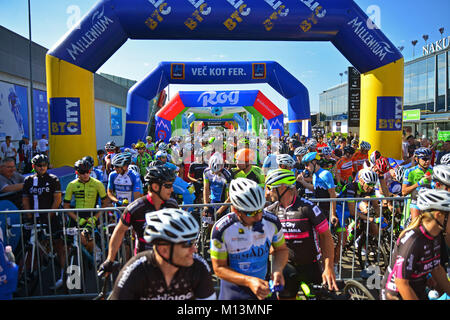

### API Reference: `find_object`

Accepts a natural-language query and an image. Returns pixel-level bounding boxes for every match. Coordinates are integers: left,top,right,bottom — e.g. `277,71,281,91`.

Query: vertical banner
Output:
376,97,403,131
0,81,29,140
348,67,361,128
33,89,49,139
49,97,81,135
110,106,123,136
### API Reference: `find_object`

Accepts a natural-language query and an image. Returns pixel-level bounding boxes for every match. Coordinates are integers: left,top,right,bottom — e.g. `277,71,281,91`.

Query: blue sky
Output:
1,0,449,114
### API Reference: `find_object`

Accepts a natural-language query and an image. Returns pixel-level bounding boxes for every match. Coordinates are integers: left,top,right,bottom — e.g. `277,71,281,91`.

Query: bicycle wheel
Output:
343,279,376,300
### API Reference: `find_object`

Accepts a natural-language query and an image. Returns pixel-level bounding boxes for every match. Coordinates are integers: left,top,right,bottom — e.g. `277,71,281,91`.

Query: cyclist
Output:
98,165,179,277
211,178,289,300
82,155,104,184
264,169,338,296
352,141,371,174
276,153,297,174
232,148,265,188
107,153,143,207
339,169,381,235
402,147,433,224
63,158,109,253
380,189,450,300
104,141,117,175
109,208,216,300
335,146,355,188
438,152,450,165
203,152,232,225
133,141,152,179
22,154,65,288
145,136,155,157
187,149,208,204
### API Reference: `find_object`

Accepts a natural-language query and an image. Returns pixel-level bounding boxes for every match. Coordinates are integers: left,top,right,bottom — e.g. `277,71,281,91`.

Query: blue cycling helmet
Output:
321,146,332,156
112,152,132,167
414,147,432,159
302,152,320,164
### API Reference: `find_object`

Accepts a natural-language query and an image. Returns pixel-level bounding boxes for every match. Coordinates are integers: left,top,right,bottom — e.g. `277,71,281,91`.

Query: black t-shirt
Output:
188,162,208,180
109,250,215,300
23,172,61,209
121,194,178,253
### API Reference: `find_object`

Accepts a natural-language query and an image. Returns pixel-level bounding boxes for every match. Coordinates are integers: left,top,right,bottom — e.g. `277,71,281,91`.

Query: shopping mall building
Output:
319,33,450,141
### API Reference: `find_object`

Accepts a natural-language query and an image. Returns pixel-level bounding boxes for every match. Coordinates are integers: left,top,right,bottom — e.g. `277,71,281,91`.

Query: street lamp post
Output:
411,40,418,58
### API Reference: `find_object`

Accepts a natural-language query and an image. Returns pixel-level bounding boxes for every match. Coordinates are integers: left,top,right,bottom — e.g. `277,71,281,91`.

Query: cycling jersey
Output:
231,166,265,188
64,177,107,217
23,172,61,210
352,151,368,172
109,250,215,300
403,165,433,203
381,226,441,300
203,168,232,203
134,153,153,177
336,157,354,183
339,181,375,200
121,194,178,253
107,170,142,203
90,167,104,183
265,196,329,266
312,168,336,213
210,211,285,300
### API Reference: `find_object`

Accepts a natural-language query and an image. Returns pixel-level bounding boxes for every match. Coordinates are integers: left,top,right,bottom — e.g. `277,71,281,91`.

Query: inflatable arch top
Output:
125,61,309,146
154,89,285,142
46,0,404,167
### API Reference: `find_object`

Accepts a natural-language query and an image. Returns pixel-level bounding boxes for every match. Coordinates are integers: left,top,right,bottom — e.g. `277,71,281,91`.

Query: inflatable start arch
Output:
46,0,403,167
154,89,285,143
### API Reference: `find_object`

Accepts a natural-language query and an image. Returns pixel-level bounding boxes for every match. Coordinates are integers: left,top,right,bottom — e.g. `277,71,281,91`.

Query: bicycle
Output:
93,261,120,300
296,279,376,300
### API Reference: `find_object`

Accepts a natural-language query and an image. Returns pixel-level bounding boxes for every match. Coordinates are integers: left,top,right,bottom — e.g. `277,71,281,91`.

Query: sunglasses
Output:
35,164,48,168
77,170,90,175
419,157,431,161
241,208,263,217
179,239,197,248
162,183,174,189
366,183,376,187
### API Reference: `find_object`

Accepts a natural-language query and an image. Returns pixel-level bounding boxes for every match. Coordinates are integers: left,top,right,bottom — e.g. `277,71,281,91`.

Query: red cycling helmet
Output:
375,157,390,174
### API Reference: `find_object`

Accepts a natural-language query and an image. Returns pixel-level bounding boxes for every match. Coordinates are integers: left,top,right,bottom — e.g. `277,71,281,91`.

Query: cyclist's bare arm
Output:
107,219,129,262
203,180,211,205
318,229,338,290
270,243,289,282
431,265,450,295
52,192,62,210
395,278,419,300
107,189,119,203
402,183,418,196
63,202,78,221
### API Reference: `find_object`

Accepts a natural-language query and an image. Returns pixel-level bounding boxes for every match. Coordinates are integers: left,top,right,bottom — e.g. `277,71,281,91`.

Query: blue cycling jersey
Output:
203,168,232,203
0,234,18,300
107,170,142,202
210,211,285,300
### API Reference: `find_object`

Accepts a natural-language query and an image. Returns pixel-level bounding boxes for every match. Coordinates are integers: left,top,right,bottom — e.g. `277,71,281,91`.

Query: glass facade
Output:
319,83,348,121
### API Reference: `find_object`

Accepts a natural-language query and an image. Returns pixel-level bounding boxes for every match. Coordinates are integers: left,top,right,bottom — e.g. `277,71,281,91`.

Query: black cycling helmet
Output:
74,159,91,172
148,160,164,167
82,156,95,169
31,154,49,165
144,165,176,186
343,146,355,155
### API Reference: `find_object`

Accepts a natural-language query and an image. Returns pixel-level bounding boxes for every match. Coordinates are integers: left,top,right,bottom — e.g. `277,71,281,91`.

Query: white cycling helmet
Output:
432,165,450,186
128,164,140,175
394,166,405,183
144,208,199,244
276,154,296,168
155,150,168,160
294,146,308,156
360,141,371,151
158,142,168,151
440,153,450,165
229,178,265,213
359,169,379,185
209,152,224,173
417,189,450,213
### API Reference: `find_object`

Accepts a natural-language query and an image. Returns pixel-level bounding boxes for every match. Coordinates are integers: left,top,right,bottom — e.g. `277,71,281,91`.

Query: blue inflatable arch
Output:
125,61,307,146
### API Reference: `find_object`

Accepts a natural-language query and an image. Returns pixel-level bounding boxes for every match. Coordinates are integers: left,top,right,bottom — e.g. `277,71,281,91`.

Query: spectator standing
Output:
0,136,17,161
0,158,24,209
37,134,49,156
18,136,31,173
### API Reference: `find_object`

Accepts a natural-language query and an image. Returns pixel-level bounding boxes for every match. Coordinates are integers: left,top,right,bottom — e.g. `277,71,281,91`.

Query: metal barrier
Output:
1,195,410,299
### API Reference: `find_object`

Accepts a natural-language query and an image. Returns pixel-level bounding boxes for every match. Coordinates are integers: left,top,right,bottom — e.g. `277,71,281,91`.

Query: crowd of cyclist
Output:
1,130,449,300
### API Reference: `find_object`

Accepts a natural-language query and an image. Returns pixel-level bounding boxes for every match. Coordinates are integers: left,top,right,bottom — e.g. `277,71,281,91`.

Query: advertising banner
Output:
49,97,81,135
347,67,360,127
110,106,123,136
376,97,403,131
33,89,49,139
0,81,29,141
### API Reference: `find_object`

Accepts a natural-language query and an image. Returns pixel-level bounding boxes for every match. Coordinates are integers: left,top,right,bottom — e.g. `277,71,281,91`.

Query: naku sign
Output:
376,97,402,131
49,98,81,135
